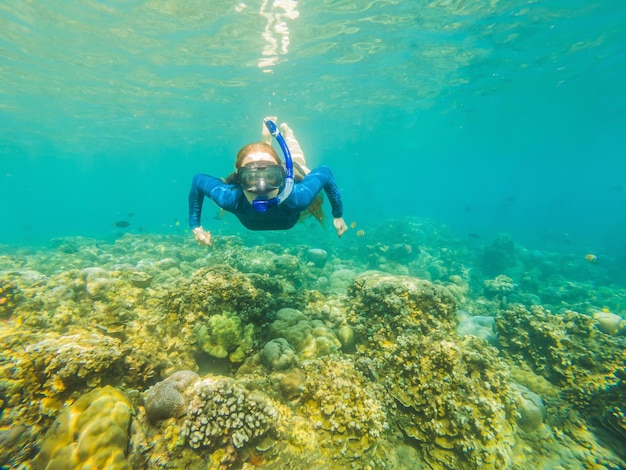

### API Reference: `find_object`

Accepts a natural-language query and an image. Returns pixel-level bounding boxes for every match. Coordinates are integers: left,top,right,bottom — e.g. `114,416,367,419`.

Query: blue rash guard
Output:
188,166,343,231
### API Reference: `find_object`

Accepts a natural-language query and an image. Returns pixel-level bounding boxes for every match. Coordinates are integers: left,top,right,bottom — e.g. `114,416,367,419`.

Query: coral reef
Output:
194,311,255,362
166,264,309,325
457,312,498,346
259,338,298,372
181,376,277,450
0,221,625,469
33,386,132,470
347,270,458,339
509,382,546,432
22,332,124,398
496,305,625,407
0,275,21,317
143,370,200,423
496,304,626,459
347,271,516,468
483,274,517,299
384,333,516,468
298,356,387,466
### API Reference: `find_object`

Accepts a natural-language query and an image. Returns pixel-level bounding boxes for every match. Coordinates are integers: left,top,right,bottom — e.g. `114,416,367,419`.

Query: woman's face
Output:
240,151,281,204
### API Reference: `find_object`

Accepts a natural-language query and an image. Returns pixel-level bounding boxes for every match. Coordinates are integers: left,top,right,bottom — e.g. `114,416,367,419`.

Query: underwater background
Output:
1,1,626,469
1,0,625,252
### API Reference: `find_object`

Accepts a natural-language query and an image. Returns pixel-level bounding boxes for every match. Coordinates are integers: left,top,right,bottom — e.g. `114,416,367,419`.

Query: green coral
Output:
267,308,311,351
194,312,254,363
260,338,297,372
33,386,132,470
266,307,341,359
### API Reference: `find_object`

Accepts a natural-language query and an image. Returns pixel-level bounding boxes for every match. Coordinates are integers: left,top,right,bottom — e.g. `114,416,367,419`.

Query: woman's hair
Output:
298,193,325,226
224,142,280,184
224,141,326,226
235,142,281,169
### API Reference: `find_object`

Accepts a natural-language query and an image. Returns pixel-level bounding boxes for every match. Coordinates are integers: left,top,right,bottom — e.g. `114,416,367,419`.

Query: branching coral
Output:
181,376,277,450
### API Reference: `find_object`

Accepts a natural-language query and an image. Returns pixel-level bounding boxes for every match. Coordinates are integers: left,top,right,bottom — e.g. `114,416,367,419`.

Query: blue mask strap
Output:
252,119,295,212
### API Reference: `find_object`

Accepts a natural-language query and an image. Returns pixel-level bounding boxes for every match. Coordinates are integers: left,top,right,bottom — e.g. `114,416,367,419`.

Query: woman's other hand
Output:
192,227,212,246
333,217,348,238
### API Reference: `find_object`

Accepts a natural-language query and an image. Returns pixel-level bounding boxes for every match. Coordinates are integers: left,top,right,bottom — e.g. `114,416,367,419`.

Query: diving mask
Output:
238,164,285,193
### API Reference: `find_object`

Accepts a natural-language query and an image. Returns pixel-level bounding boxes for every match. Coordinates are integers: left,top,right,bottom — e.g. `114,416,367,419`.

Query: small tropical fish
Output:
356,229,365,237
350,221,357,229
113,220,131,228
585,253,597,264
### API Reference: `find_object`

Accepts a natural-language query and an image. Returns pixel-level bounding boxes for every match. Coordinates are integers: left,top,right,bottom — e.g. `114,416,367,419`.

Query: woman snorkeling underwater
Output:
188,117,348,246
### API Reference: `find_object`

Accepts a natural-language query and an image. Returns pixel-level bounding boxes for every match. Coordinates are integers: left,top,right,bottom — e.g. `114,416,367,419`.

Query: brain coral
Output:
260,338,297,372
143,370,200,423
509,382,546,432
33,386,132,470
266,308,342,359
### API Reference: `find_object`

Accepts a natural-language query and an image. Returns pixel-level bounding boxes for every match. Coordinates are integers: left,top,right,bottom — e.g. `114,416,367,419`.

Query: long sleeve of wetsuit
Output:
287,166,344,218
188,174,239,229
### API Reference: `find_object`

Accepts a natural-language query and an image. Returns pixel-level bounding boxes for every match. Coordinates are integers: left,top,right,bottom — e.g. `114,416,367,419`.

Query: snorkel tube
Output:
252,119,295,212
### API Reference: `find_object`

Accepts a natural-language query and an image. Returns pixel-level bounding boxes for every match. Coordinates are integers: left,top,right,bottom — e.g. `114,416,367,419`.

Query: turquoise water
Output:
1,0,625,254
2,3,626,468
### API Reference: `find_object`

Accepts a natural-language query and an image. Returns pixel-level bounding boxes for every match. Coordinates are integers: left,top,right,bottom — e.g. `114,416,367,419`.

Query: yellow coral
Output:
33,386,132,470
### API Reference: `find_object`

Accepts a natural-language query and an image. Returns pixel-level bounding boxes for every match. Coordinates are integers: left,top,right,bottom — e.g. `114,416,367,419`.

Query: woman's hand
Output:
333,217,348,238
192,226,212,246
